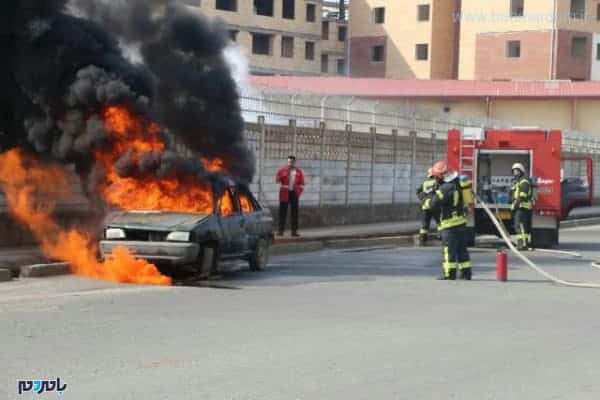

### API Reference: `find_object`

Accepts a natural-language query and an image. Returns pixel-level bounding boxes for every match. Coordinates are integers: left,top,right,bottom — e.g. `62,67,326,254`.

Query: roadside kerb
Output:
20,263,71,278
561,217,600,229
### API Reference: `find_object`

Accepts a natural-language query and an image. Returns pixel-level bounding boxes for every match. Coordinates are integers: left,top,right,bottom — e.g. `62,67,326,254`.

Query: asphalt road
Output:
3,226,600,400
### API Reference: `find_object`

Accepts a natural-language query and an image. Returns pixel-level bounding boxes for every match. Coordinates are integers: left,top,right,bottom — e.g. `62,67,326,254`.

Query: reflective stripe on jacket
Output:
512,177,533,210
431,180,467,231
418,178,438,210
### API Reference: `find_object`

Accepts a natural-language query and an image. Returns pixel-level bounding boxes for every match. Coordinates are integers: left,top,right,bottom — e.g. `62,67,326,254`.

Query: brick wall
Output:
349,36,387,77
475,31,552,80
556,30,592,81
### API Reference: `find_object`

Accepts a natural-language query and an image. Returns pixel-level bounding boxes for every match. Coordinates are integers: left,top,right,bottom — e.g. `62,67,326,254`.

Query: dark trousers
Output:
441,224,471,279
513,208,532,248
279,190,299,233
420,209,440,235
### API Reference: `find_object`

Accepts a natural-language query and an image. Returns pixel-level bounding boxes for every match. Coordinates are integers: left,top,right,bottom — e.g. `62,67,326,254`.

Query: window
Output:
281,36,294,58
570,0,585,19
506,40,521,58
337,59,346,75
219,190,236,216
373,7,385,23
510,0,524,17
305,41,315,60
306,3,316,22
283,0,295,19
252,33,272,55
596,43,600,60
415,43,429,60
228,30,238,42
254,0,274,16
216,0,237,11
572,36,587,58
239,192,255,214
322,21,330,40
338,26,347,42
321,54,329,73
417,4,430,21
597,3,600,20
371,45,384,62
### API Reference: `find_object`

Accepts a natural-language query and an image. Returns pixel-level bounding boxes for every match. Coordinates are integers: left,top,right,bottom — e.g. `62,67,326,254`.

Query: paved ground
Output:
2,225,600,399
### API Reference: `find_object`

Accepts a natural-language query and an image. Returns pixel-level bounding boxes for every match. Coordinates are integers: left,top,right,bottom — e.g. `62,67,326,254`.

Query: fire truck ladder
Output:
459,137,476,179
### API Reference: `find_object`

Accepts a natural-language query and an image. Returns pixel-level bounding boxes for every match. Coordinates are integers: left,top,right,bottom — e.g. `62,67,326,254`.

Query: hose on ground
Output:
475,195,600,288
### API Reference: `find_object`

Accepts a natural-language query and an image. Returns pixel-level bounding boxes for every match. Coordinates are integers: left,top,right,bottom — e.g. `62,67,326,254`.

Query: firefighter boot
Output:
419,233,428,246
437,269,457,280
459,268,472,281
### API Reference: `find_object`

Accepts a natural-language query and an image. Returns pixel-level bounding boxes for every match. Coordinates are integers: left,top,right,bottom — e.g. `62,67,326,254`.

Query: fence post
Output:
409,130,417,204
370,127,377,206
345,124,352,206
392,129,398,204
258,116,266,204
290,119,297,155
319,122,326,207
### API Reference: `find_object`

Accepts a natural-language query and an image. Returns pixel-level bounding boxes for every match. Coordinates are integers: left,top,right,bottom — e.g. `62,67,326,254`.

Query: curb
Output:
0,268,11,282
272,235,417,255
561,217,600,229
20,262,71,278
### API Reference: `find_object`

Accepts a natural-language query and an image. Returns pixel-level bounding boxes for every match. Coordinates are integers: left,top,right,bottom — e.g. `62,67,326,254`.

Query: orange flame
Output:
0,149,171,286
202,157,226,173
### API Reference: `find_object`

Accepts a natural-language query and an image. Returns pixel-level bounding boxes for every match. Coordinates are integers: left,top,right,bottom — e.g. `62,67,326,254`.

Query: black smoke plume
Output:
0,0,254,200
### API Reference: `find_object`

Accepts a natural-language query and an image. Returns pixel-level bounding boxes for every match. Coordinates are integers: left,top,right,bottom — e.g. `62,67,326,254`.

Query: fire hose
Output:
476,194,600,288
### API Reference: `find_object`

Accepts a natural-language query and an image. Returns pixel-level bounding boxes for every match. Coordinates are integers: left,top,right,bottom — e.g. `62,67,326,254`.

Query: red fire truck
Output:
447,128,593,248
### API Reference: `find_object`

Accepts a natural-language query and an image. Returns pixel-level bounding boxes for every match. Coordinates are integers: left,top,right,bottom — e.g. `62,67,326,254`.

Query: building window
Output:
572,36,587,58
305,41,315,60
510,0,524,17
597,3,600,20
415,43,429,60
322,21,329,40
371,45,385,62
373,7,385,23
337,59,346,75
228,30,238,42
596,43,600,60
216,0,237,11
417,4,430,21
254,0,274,16
506,40,521,58
570,0,585,19
338,26,347,42
283,0,295,19
321,54,329,73
252,33,272,55
306,3,316,22
281,36,294,58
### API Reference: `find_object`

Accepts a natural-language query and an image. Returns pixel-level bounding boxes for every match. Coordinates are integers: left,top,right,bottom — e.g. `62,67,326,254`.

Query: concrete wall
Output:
592,33,600,80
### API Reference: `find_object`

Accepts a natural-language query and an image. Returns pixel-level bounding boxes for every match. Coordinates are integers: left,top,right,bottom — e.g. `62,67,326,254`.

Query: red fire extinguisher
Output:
496,249,508,281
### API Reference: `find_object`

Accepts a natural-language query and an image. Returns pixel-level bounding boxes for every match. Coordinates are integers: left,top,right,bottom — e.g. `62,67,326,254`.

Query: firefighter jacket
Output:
511,176,533,210
416,177,438,211
431,180,467,231
276,166,305,203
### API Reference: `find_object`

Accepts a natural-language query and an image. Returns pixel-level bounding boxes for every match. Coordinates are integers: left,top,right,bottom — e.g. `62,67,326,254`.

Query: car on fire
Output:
99,183,274,278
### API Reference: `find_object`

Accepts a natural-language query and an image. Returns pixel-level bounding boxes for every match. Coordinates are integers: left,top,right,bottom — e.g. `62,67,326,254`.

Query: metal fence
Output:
240,93,600,207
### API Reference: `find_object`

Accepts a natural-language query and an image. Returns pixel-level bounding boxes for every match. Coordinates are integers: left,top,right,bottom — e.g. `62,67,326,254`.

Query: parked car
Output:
561,176,592,218
99,183,273,278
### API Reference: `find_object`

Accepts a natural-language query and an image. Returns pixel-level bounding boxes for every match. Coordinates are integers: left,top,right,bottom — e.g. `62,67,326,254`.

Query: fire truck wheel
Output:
249,238,270,271
531,228,559,249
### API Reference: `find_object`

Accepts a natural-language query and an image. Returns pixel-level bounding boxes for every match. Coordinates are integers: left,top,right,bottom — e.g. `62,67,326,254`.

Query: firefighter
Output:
511,163,533,250
430,161,472,280
416,168,440,244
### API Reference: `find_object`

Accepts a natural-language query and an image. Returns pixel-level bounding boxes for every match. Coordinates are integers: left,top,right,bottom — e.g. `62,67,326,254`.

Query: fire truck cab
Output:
447,128,564,248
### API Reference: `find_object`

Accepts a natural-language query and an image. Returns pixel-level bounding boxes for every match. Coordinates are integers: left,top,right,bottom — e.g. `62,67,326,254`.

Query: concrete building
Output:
349,0,600,81
190,0,348,76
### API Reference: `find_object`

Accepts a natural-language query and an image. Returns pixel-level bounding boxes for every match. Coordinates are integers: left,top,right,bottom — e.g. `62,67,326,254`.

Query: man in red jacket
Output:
275,155,305,237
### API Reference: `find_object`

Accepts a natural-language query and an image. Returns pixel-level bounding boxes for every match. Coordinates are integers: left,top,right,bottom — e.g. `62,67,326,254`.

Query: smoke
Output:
0,0,254,200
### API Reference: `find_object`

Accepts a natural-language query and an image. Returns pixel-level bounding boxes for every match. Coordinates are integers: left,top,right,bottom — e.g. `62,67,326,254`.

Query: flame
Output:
0,149,171,285
219,190,235,217
239,192,252,214
202,157,226,173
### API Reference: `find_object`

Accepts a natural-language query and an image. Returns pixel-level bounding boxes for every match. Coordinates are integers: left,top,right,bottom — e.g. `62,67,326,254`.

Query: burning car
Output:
99,183,273,278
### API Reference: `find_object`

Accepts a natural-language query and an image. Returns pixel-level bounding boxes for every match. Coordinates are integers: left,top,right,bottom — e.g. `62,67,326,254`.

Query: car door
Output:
218,188,248,256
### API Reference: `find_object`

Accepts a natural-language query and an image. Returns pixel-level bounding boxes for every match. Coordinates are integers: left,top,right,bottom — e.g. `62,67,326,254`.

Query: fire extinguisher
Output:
497,248,508,281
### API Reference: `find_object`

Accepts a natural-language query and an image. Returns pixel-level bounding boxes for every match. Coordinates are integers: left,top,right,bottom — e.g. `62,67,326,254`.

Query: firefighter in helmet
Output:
416,168,440,244
511,163,533,250
430,161,472,280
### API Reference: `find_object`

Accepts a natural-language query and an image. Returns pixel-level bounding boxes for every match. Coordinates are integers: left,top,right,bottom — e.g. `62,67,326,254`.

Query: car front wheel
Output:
249,238,270,271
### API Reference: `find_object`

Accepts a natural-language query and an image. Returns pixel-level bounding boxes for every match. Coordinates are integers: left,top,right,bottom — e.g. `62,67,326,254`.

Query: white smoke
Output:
222,43,250,96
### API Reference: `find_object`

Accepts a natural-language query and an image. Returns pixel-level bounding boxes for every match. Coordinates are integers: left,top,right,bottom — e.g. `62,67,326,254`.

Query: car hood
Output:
104,211,210,231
